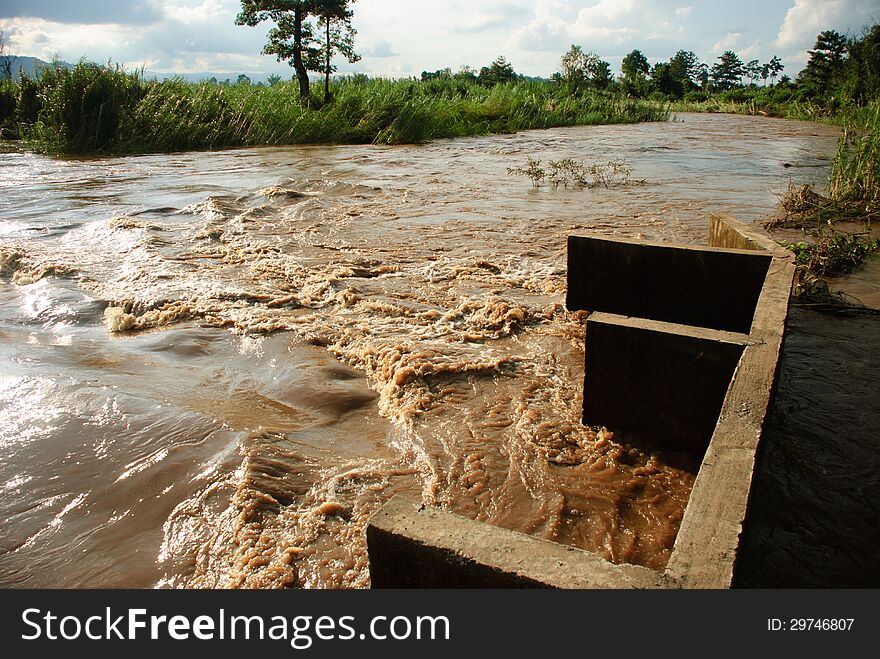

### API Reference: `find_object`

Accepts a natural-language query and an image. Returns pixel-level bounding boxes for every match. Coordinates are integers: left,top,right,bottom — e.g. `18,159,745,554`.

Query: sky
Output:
1,0,878,80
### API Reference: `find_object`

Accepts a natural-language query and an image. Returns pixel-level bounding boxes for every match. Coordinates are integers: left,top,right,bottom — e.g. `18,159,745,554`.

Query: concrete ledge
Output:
666,255,795,587
567,234,772,334
367,496,666,589
709,213,788,254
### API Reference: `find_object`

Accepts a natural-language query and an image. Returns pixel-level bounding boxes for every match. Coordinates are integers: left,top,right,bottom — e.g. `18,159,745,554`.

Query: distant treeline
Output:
0,22,877,155
422,24,879,117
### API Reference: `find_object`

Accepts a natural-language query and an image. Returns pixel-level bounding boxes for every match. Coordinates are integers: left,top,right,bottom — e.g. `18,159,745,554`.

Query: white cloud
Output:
713,31,742,53
775,0,880,51
3,1,875,80
364,41,398,58
514,0,692,56
739,40,764,60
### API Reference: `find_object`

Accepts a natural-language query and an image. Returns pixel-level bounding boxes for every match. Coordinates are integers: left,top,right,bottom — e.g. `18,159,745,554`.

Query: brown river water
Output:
0,113,842,588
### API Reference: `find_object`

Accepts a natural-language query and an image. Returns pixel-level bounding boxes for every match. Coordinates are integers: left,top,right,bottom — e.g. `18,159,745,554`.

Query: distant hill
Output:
1,55,71,80
145,71,281,85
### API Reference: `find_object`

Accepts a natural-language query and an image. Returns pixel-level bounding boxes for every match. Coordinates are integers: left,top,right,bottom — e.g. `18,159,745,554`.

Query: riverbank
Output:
0,63,667,154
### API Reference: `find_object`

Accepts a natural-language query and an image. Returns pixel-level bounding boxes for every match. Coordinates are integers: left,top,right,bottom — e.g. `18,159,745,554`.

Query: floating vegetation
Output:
765,183,878,230
790,269,868,308
781,230,879,276
507,157,643,189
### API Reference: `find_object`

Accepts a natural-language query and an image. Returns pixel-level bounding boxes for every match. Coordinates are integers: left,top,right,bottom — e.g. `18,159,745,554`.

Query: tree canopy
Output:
710,51,745,91
236,0,358,101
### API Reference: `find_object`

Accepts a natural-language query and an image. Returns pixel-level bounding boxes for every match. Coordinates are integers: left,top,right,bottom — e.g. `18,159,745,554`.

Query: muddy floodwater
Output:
0,114,842,588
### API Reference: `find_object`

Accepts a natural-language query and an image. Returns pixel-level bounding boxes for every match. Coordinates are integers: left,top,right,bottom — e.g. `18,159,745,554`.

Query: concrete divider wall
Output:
566,234,771,334
366,214,794,589
582,314,747,454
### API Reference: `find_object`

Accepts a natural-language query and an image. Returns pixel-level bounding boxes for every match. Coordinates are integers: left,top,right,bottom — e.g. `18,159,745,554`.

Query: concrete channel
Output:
366,215,795,588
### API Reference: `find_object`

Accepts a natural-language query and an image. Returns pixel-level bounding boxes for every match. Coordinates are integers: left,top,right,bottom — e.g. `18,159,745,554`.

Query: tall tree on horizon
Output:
799,29,848,95
710,50,745,91
558,45,611,92
478,55,517,86
315,0,360,102
0,30,16,81
621,49,650,97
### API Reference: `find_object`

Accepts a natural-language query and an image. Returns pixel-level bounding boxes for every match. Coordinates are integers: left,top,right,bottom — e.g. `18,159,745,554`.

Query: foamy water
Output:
0,114,841,588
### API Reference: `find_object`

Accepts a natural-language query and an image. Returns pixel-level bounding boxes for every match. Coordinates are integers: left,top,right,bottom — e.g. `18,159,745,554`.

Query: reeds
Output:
828,111,880,212
5,62,669,154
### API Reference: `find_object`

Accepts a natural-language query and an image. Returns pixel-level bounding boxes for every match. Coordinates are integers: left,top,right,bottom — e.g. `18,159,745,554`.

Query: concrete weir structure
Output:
367,215,795,588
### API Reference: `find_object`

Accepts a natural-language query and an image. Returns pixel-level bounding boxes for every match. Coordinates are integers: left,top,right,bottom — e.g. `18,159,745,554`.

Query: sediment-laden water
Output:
0,114,842,588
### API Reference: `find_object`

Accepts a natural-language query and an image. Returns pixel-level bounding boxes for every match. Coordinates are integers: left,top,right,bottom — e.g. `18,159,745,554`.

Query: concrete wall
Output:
368,497,665,589
566,234,771,334
582,314,746,454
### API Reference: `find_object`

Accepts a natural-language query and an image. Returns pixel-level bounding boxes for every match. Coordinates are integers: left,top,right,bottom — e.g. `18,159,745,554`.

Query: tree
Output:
621,49,649,80
799,29,847,95
557,45,611,92
421,68,452,81
669,50,700,87
650,62,678,97
478,56,517,86
621,49,650,97
710,50,745,91
315,0,360,102
455,66,478,83
236,73,252,85
842,23,880,104
559,44,591,91
766,56,784,85
589,58,612,89
654,50,700,98
696,62,709,89
744,59,761,85
0,30,16,81
266,74,283,86
236,1,320,100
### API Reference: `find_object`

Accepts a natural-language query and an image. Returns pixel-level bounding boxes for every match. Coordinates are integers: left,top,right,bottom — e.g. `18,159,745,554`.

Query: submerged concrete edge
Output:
367,496,667,589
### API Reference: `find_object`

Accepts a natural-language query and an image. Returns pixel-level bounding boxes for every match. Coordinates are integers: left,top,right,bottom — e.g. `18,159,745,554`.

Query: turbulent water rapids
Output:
0,114,841,588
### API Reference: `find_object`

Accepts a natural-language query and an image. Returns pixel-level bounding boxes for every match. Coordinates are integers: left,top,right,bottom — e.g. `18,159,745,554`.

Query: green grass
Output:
2,62,670,155
781,231,879,276
766,100,880,231
767,100,880,294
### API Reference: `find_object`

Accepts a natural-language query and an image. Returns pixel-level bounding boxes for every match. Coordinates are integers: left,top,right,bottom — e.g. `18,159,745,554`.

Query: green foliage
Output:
1,62,667,154
840,24,880,105
558,46,612,93
711,51,745,91
478,56,518,87
507,157,640,189
829,108,880,213
799,30,848,95
236,1,349,99
621,49,651,97
781,231,879,276
16,61,145,152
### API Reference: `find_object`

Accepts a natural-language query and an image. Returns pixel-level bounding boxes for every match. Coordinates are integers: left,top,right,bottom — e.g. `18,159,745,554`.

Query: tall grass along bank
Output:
0,63,669,155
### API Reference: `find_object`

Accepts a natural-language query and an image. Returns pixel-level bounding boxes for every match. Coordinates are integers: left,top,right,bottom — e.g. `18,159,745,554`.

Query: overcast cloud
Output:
1,0,877,79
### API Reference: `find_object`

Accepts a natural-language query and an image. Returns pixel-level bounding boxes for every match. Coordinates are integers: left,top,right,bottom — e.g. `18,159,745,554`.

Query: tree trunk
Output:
324,19,332,102
292,8,310,100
